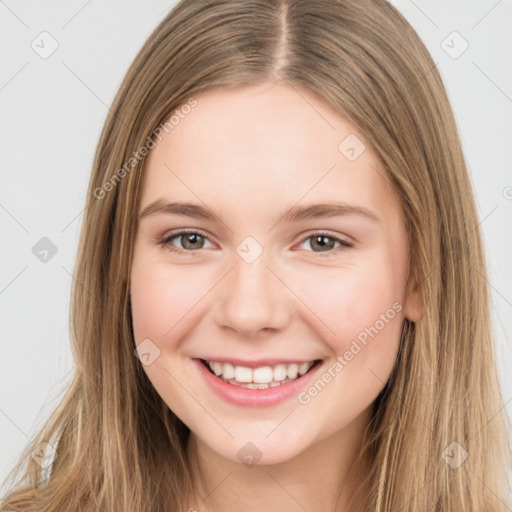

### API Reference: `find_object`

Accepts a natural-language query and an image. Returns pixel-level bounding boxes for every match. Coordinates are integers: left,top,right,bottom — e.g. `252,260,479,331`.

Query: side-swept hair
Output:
2,1,510,510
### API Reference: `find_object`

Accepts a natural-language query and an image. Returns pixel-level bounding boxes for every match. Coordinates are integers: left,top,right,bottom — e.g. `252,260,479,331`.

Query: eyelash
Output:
157,229,353,255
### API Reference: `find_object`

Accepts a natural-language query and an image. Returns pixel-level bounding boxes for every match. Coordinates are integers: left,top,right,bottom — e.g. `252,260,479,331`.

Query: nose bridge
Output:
214,244,290,334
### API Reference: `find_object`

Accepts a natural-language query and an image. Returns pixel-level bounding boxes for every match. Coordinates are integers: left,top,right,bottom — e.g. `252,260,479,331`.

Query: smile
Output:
200,359,320,389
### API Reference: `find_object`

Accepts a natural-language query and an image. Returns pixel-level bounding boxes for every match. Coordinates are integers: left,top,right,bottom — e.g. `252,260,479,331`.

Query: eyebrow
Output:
139,200,380,224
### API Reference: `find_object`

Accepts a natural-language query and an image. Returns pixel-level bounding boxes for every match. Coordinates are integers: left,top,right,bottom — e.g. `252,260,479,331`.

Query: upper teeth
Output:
207,360,315,384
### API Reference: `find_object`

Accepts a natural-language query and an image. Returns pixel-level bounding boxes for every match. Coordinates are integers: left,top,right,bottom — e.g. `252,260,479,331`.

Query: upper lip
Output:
197,357,320,368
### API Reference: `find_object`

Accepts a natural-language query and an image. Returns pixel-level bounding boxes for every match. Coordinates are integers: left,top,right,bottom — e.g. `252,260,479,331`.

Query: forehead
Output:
140,82,399,219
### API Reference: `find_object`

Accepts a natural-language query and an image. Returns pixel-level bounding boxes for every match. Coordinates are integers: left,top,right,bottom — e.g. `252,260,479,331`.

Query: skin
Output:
130,80,424,511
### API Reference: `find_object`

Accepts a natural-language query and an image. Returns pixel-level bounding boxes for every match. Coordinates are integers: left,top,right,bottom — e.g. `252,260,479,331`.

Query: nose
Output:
213,251,292,337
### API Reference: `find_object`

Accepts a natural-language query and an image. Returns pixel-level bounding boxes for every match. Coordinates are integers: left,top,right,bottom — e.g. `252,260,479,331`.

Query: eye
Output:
158,229,215,253
297,231,353,253
157,229,353,255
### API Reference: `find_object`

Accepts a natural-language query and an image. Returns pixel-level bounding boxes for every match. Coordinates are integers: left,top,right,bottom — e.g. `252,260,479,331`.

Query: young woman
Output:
2,0,510,510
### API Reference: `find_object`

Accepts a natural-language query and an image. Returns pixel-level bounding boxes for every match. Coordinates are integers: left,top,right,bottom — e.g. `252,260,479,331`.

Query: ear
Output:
403,265,425,323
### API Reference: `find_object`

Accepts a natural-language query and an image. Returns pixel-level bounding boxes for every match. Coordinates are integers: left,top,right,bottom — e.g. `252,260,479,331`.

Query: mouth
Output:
199,358,322,390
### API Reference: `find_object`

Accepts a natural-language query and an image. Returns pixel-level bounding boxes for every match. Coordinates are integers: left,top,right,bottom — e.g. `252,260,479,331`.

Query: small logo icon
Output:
338,134,366,162
32,237,58,263
441,441,468,468
31,31,59,59
441,31,469,59
236,236,263,264
236,441,262,468
134,338,161,366
31,441,58,468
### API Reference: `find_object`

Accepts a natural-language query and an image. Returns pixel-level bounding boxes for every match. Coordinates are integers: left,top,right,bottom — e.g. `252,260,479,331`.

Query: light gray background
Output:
1,0,511,494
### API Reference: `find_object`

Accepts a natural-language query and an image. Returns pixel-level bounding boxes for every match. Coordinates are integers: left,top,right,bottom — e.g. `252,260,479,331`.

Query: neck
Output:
185,406,372,512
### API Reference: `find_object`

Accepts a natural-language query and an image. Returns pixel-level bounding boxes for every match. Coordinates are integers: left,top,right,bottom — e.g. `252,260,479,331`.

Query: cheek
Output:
296,256,406,377
130,256,209,346
302,263,403,334
292,263,405,423
129,256,212,421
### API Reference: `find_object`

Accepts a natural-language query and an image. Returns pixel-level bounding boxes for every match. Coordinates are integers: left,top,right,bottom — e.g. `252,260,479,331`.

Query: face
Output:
130,81,422,465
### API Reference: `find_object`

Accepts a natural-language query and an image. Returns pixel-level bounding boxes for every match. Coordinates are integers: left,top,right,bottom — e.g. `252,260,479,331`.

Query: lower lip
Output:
193,358,323,408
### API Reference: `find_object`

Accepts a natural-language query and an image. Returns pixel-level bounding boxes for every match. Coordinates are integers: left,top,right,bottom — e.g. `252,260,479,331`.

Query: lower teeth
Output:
221,376,297,389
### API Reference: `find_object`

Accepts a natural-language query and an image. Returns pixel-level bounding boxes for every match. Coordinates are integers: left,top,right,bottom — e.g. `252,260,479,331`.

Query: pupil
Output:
183,233,199,249
313,235,334,251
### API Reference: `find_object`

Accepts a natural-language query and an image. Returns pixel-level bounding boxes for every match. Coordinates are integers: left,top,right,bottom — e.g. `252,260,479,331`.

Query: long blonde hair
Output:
2,0,510,510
